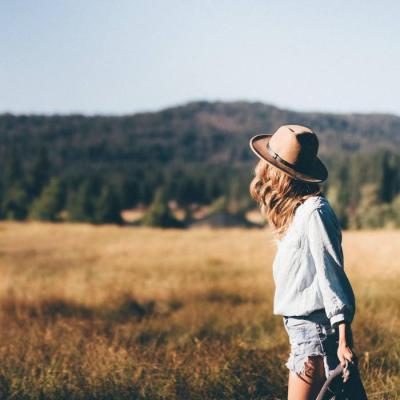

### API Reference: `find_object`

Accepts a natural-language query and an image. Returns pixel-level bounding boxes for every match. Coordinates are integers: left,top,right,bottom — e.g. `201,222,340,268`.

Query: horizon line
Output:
1,99,399,119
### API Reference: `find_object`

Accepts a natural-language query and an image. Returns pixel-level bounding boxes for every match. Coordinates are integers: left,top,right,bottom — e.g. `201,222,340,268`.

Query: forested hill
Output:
1,101,400,174
1,101,400,228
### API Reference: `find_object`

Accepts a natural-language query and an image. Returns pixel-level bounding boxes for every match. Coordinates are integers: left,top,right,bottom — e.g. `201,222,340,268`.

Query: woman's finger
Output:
345,350,354,363
338,352,346,367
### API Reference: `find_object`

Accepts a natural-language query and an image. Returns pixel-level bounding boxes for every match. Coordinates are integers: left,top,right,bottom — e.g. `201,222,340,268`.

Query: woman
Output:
249,125,360,399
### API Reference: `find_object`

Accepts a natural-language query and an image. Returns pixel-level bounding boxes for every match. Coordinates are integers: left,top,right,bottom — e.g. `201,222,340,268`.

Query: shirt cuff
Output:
330,313,346,327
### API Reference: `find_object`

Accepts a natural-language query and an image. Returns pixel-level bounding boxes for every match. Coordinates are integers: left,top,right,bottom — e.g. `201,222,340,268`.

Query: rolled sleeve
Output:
330,313,346,327
307,206,355,326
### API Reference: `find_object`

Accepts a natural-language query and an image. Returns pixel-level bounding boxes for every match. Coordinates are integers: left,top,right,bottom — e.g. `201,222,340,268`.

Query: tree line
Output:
1,144,400,229
0,145,247,225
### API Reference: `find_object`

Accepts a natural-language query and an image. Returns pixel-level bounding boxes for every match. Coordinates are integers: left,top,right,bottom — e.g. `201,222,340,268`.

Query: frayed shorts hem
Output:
283,312,343,380
285,350,331,380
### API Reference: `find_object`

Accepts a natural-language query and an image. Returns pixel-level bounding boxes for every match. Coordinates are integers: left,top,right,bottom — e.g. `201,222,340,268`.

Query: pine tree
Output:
1,182,29,220
1,148,29,220
28,146,51,200
142,188,183,228
66,180,95,222
93,184,123,224
379,151,397,203
29,177,63,221
3,146,24,188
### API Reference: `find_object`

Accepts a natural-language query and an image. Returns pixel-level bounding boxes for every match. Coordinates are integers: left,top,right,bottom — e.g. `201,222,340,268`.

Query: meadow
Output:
0,222,398,399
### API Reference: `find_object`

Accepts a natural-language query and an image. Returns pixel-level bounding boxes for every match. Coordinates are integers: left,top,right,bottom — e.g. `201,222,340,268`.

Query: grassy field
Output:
0,222,399,399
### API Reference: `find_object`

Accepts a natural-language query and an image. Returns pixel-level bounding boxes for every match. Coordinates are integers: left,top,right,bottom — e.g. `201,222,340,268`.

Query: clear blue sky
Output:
1,0,400,115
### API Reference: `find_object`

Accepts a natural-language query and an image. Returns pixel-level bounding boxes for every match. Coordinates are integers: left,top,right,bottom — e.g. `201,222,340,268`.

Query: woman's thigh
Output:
288,355,326,400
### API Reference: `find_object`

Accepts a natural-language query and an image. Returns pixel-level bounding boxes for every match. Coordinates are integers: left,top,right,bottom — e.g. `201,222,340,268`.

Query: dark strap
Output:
266,141,314,175
266,142,299,170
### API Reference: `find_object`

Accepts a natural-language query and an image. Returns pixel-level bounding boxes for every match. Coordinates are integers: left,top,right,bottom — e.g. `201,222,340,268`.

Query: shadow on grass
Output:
0,295,184,323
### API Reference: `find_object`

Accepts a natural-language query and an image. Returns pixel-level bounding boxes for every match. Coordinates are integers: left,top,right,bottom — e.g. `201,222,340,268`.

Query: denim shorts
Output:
282,309,353,379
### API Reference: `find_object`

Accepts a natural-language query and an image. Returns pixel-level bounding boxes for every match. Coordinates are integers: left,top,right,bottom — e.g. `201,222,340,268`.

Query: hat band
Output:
266,142,310,173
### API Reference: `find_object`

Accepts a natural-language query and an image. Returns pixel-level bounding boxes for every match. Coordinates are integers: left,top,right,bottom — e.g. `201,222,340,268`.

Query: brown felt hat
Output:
249,124,328,183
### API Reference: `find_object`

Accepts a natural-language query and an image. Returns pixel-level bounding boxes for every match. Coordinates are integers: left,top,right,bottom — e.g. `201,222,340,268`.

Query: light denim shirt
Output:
272,195,356,327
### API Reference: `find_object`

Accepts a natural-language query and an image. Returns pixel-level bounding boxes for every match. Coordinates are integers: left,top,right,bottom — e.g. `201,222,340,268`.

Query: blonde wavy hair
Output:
250,159,325,240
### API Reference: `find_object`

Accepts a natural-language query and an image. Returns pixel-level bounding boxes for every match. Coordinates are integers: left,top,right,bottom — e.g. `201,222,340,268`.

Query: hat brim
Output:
249,133,328,183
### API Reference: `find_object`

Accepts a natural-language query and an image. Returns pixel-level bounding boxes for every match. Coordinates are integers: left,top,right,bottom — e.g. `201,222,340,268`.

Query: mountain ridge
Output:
3,99,399,119
1,100,399,176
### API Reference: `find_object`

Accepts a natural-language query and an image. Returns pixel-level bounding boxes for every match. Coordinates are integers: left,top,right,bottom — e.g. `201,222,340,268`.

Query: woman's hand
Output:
337,340,354,367
337,341,356,383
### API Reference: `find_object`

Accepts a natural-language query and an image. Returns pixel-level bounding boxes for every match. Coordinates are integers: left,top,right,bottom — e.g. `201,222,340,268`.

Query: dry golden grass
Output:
0,222,399,399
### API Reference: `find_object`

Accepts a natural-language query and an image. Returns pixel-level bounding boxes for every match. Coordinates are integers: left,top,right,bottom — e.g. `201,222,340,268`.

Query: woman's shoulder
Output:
300,195,342,232
297,195,328,215
296,195,339,225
